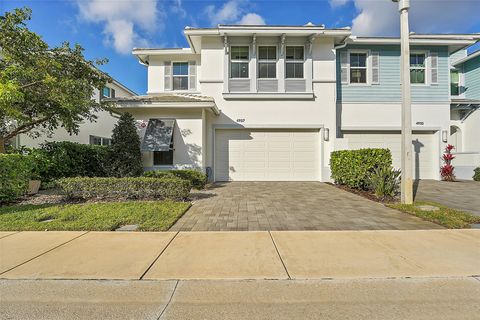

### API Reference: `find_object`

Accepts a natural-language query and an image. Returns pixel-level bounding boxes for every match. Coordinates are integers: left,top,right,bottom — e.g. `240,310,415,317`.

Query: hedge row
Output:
330,148,393,189
0,154,32,203
57,177,191,200
474,167,480,181
144,169,207,189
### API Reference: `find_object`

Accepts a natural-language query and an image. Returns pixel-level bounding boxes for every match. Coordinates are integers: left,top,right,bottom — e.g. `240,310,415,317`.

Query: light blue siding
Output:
450,49,467,66
337,45,450,103
464,55,480,100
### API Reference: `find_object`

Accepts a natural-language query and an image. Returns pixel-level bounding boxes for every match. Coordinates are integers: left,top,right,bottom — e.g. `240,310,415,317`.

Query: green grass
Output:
0,201,191,231
388,201,480,229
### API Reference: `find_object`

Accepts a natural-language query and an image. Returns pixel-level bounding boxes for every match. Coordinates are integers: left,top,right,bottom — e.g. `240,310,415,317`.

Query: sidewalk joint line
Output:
0,231,89,276
0,231,20,240
157,279,179,320
139,231,180,280
268,231,291,280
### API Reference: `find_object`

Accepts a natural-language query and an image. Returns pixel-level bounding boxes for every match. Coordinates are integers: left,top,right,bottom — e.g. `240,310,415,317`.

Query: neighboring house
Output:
113,24,480,182
449,50,480,179
15,79,136,148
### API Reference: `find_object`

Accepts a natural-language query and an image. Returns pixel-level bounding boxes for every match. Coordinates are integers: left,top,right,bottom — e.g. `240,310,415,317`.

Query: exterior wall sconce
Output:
442,130,448,143
323,128,330,141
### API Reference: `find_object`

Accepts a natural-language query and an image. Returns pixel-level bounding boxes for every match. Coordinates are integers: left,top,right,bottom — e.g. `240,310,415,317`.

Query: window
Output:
230,46,249,78
258,46,276,78
89,135,112,146
102,87,115,98
349,52,367,84
410,53,426,84
172,62,189,90
450,69,460,96
285,46,304,78
153,134,174,166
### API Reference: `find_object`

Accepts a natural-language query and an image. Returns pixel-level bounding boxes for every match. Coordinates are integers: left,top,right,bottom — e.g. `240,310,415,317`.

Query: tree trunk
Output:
0,137,6,154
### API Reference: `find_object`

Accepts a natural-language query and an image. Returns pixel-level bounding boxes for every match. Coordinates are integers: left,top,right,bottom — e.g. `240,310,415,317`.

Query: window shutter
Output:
164,61,172,90
430,52,438,84
189,61,196,91
340,51,349,84
371,52,380,84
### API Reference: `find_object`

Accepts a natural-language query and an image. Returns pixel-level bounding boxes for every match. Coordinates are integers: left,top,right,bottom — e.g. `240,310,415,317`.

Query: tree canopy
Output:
0,7,111,152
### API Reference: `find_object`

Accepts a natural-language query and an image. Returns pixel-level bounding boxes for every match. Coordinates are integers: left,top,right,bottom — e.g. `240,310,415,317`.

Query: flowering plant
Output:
440,144,456,181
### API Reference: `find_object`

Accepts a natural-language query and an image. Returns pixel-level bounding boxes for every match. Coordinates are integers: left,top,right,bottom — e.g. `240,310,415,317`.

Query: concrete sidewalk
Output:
1,229,479,280
2,278,480,320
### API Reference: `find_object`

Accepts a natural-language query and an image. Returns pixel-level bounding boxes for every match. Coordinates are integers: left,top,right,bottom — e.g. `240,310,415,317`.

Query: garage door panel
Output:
215,129,319,181
344,132,437,180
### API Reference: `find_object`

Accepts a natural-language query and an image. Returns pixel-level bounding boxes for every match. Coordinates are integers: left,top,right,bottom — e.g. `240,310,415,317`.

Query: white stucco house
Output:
16,78,136,148
112,24,480,182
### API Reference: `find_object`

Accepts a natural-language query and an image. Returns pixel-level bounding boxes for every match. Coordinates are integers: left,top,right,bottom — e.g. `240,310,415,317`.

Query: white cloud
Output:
204,0,266,26
238,13,265,25
76,0,161,54
330,0,480,36
170,0,186,19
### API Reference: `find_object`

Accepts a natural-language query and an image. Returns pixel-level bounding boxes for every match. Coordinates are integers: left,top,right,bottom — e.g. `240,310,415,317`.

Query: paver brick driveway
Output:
170,182,441,231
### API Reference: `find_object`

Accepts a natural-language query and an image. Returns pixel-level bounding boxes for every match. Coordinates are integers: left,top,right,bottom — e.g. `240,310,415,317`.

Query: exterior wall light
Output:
323,128,330,141
442,130,448,143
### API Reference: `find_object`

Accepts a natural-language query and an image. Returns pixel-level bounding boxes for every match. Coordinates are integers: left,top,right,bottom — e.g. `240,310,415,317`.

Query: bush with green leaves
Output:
0,154,32,203
57,177,191,200
144,169,207,189
367,166,401,200
330,148,392,189
474,167,480,181
106,113,143,177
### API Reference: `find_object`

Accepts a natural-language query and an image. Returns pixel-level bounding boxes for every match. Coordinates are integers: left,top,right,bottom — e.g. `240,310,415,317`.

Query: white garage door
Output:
215,129,320,181
343,131,438,179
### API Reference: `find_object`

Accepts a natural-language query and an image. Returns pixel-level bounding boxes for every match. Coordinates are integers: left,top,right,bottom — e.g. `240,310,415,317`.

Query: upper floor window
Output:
410,53,426,84
349,52,367,84
173,62,189,90
450,69,460,96
258,46,277,78
89,135,112,146
230,46,249,78
285,46,304,79
102,87,115,98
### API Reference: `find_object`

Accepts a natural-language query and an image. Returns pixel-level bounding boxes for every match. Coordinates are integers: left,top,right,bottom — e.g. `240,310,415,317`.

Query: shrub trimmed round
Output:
0,154,32,203
57,177,191,200
474,167,480,181
330,148,393,189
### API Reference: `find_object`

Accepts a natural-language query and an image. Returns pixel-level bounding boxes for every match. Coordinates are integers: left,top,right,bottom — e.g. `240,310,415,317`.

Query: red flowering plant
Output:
440,144,456,181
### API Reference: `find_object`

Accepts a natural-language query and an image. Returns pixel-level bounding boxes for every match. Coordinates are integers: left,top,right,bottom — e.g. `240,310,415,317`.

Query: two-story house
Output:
15,78,136,148
113,24,480,182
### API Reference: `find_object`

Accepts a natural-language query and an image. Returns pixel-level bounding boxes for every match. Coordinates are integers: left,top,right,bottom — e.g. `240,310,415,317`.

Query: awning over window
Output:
141,119,175,152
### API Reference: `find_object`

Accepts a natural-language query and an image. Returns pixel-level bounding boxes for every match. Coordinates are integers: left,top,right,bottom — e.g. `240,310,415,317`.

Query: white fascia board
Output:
132,48,193,55
115,101,220,115
352,38,476,46
452,50,480,66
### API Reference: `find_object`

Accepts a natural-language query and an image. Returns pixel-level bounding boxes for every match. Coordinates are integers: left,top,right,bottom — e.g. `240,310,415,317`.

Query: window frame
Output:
409,51,428,85
450,69,460,96
172,61,190,91
348,50,369,85
285,45,305,79
89,135,112,146
230,45,250,79
257,45,278,79
101,87,115,98
153,132,174,166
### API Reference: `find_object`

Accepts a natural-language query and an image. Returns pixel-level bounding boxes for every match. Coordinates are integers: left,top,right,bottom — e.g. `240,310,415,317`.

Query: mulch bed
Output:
327,182,398,204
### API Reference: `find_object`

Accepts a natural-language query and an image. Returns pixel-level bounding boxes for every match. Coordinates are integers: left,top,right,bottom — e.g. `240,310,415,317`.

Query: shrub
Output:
57,177,191,200
106,113,143,177
330,148,392,189
474,167,480,181
367,166,401,200
144,169,207,189
0,154,32,203
27,142,110,182
440,144,456,182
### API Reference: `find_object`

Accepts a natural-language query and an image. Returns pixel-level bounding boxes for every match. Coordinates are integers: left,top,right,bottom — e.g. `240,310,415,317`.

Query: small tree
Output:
0,8,110,153
107,113,143,177
440,144,456,182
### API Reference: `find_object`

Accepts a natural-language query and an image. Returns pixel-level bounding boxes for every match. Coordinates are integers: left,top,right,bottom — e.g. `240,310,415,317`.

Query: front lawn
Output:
0,201,190,231
388,201,480,229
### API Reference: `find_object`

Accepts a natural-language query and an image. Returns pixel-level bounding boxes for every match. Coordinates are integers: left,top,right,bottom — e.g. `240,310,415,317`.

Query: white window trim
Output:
410,50,429,86
285,45,305,80
171,61,190,91
450,67,464,98
229,45,251,80
257,45,278,79
348,49,370,86
102,87,115,98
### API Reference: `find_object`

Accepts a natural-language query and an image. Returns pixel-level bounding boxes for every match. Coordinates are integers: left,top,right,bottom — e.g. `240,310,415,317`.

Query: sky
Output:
1,0,480,95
